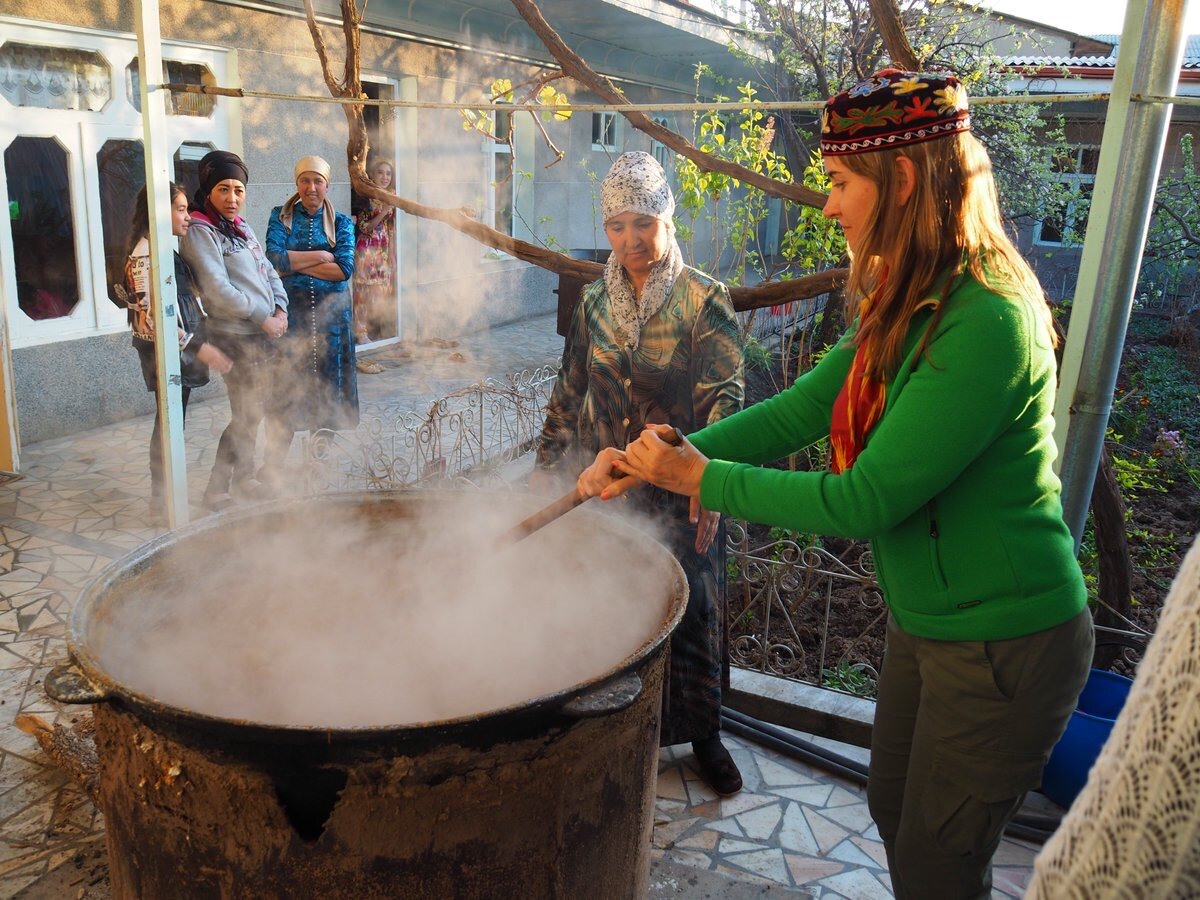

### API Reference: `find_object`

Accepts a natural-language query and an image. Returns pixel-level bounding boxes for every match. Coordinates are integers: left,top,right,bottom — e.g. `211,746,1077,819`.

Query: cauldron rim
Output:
61,490,689,744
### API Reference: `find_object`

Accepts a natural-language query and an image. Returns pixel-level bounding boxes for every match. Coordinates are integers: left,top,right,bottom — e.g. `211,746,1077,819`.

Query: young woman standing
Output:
179,150,288,511
122,182,231,520
351,157,396,373
582,71,1093,898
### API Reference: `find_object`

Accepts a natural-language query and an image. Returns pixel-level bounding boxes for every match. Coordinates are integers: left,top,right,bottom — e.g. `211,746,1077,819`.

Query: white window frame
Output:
592,111,619,152
1033,145,1099,248
0,16,234,349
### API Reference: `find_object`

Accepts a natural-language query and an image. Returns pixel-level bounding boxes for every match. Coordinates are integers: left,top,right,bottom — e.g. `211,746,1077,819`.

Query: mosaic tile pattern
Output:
653,736,1040,899
0,314,1043,897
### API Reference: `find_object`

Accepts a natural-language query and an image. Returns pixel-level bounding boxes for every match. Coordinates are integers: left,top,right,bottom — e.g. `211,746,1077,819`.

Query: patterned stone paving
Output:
652,734,1039,898
0,314,1040,897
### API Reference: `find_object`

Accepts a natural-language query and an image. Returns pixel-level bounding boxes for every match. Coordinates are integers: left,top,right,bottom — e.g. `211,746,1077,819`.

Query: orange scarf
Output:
829,343,886,474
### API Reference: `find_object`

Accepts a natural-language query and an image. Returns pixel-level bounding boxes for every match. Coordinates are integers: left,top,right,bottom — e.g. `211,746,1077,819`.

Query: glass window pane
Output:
1080,147,1101,175
97,139,145,309
174,141,215,205
494,154,513,236
652,117,671,170
0,42,111,112
1038,195,1068,245
127,60,216,117
5,136,80,320
495,109,512,142
1051,149,1076,175
1069,183,1095,245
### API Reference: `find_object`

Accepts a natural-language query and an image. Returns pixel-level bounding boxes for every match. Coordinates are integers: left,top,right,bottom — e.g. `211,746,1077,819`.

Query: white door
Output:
0,119,101,347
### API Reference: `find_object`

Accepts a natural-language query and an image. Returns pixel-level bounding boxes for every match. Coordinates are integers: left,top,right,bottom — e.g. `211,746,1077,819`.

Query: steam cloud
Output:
89,492,683,729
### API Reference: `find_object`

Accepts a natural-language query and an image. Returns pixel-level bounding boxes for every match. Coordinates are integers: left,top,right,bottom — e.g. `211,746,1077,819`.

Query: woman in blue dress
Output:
262,155,358,490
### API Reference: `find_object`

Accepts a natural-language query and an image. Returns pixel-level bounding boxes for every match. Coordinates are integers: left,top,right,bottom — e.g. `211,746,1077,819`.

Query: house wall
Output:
1,1,708,444
925,3,1081,58
1015,107,1200,303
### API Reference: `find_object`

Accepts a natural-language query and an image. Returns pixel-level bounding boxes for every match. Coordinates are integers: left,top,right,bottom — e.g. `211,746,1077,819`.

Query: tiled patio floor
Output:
0,314,1042,898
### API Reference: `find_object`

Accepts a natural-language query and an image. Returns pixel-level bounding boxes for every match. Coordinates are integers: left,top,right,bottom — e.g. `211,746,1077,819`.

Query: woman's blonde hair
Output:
840,131,1054,381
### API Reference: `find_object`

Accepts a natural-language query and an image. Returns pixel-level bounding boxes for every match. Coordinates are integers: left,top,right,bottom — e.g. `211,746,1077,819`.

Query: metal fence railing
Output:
305,360,1151,700
304,363,561,494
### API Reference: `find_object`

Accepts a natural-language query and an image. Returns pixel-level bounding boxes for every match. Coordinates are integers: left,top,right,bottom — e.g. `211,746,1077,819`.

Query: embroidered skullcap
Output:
821,69,970,157
294,155,332,184
600,151,674,224
197,150,249,199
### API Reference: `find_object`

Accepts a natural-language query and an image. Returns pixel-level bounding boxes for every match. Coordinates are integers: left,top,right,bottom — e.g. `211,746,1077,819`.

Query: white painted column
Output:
134,0,189,527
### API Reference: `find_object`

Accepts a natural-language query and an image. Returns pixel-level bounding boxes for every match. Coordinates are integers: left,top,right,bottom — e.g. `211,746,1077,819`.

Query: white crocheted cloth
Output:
1027,533,1200,899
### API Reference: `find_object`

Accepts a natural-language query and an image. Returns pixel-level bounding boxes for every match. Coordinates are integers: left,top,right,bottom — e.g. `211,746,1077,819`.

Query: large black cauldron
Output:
46,492,687,899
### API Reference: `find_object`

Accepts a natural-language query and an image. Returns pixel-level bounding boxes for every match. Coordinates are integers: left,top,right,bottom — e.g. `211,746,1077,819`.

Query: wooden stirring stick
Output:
496,426,684,549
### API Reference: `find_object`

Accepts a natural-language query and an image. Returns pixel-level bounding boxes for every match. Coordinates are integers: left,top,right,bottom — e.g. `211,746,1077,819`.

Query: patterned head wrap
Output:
600,151,675,224
598,152,684,350
281,155,337,247
821,69,970,157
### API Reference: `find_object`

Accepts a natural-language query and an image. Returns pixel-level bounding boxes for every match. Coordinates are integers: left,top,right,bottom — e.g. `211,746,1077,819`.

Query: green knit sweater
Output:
691,274,1086,641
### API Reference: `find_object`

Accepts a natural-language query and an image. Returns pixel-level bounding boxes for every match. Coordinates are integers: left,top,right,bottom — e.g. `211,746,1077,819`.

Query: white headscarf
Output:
599,151,684,349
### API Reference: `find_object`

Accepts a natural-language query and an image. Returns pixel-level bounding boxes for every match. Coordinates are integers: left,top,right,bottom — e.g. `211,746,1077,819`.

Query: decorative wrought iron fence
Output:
304,363,561,493
725,521,886,696
304,361,1149,696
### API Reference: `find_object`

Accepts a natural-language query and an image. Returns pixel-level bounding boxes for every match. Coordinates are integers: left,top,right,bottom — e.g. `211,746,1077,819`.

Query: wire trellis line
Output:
158,81,1115,111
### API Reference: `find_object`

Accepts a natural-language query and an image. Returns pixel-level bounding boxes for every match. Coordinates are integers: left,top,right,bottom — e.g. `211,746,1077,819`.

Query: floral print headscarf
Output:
599,151,684,349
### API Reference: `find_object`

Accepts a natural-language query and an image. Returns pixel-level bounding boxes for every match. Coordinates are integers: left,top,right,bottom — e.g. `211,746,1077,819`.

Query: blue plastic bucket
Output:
1040,668,1135,808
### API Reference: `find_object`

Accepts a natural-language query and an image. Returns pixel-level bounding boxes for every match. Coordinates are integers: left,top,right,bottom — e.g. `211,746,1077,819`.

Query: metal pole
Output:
1054,0,1188,545
1051,0,1145,462
134,0,189,528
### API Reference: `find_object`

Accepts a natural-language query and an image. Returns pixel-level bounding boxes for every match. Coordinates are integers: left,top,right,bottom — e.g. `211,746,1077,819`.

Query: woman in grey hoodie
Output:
180,150,289,511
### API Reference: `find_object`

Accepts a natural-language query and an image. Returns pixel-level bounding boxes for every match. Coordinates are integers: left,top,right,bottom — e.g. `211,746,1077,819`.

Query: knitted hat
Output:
821,69,971,157
600,151,674,224
293,155,332,183
196,150,249,198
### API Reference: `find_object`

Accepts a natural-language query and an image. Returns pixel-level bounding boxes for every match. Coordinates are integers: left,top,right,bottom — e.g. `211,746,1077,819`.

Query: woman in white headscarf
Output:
262,155,359,492
535,151,746,794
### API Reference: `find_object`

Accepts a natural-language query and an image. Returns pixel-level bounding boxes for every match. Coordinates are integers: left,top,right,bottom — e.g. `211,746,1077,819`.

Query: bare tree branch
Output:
1151,197,1200,248
866,0,920,69
730,270,846,310
303,0,847,309
507,0,829,210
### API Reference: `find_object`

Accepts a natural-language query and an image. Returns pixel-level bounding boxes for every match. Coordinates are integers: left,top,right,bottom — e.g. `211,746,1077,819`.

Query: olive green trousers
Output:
868,609,1093,900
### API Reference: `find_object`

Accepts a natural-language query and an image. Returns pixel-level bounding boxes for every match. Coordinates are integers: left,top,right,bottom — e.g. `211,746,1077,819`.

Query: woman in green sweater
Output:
580,70,1093,899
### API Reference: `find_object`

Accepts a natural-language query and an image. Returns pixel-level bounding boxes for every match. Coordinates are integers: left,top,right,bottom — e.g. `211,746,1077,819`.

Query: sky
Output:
984,1,1200,36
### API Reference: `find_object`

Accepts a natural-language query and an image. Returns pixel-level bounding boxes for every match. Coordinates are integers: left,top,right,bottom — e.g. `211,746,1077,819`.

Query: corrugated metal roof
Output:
1008,55,1116,67
1007,34,1200,69
1085,33,1200,62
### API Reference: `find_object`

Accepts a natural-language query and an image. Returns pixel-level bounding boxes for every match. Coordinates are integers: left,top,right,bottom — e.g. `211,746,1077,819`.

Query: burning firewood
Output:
15,712,101,805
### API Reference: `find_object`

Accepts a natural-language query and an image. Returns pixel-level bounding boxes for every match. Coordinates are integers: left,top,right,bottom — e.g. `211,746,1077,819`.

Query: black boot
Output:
692,733,743,796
